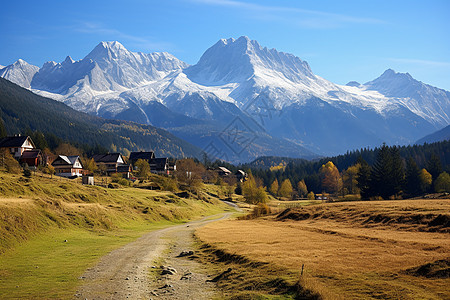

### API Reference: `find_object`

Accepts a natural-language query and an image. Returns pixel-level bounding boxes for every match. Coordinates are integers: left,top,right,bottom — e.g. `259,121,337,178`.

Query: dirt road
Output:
75,213,233,299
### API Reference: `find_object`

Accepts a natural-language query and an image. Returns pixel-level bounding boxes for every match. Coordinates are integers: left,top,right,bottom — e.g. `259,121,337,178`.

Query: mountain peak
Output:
185,36,312,86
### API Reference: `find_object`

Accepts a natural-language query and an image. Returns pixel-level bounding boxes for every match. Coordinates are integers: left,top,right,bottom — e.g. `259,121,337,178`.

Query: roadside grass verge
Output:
0,172,230,299
193,240,321,300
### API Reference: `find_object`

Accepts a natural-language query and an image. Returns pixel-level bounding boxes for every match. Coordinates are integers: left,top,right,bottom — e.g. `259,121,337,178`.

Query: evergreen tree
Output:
357,158,372,199
0,117,7,138
370,144,392,199
427,153,443,181
390,146,405,196
370,144,404,199
404,157,421,197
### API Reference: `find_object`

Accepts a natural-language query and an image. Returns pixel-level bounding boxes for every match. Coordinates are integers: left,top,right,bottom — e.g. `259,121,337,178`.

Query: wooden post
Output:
301,264,304,276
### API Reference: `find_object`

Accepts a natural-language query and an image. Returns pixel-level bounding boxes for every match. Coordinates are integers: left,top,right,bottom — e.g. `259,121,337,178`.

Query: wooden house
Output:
52,155,84,178
92,153,126,175
129,151,155,166
0,135,35,159
20,149,43,168
218,166,232,176
235,169,248,182
149,157,169,174
117,164,132,179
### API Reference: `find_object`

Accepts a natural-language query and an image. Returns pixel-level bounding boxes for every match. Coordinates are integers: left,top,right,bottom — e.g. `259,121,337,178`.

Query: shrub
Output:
117,178,130,186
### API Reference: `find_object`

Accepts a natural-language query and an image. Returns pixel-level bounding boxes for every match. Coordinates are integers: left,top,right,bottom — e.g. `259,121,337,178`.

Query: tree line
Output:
247,141,450,199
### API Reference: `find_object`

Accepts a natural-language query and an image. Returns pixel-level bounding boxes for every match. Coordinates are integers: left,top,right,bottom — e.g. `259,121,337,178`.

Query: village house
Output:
129,151,155,167
20,149,43,168
92,153,127,175
149,157,169,174
235,169,248,182
52,155,84,178
117,164,132,179
217,166,232,177
0,135,35,159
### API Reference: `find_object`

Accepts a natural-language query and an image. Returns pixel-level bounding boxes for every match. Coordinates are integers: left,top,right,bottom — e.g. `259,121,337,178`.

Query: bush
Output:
110,173,123,183
23,168,32,177
307,191,315,200
117,178,130,186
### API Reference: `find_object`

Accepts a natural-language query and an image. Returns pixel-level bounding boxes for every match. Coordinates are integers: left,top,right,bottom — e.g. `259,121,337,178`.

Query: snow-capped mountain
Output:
0,59,39,88
1,37,449,160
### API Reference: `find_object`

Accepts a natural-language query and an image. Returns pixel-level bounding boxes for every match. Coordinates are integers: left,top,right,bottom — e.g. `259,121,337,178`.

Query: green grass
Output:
0,171,232,299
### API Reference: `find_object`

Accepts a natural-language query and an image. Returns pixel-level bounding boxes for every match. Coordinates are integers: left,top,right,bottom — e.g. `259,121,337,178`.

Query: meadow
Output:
196,199,450,299
0,172,230,299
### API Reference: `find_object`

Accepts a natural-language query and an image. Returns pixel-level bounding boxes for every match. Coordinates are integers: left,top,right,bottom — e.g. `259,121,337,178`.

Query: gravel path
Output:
75,213,232,299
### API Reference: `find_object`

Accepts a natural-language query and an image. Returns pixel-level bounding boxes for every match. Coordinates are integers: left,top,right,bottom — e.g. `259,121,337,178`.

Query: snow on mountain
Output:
1,37,449,159
364,69,450,126
0,59,39,88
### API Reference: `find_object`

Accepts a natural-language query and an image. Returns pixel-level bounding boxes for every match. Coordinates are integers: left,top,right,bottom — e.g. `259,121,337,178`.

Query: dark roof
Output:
21,149,42,159
117,164,131,173
52,155,82,167
92,153,123,163
129,151,155,162
149,157,168,171
0,136,34,148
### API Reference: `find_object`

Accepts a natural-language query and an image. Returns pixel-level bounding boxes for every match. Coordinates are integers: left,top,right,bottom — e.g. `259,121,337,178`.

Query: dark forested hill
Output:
0,77,201,158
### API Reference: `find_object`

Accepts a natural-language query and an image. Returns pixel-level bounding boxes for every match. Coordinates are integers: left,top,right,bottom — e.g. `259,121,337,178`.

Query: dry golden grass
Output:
196,199,450,299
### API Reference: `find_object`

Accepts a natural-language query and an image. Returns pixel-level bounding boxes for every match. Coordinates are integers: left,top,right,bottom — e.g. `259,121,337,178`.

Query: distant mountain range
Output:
416,125,450,144
0,77,201,158
1,37,449,162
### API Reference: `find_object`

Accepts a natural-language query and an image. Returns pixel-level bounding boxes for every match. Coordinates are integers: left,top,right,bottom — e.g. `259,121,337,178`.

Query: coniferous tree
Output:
0,117,7,138
390,146,405,197
404,157,421,197
357,158,372,199
370,144,392,199
370,144,405,199
427,153,443,181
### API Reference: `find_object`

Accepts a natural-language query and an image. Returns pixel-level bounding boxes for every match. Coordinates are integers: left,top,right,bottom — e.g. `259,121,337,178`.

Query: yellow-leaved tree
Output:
320,161,342,194
279,179,293,199
269,178,279,196
242,172,267,204
297,179,308,197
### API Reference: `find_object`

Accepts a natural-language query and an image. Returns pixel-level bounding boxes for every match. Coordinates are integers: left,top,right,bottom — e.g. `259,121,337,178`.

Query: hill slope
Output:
416,125,450,144
0,77,202,158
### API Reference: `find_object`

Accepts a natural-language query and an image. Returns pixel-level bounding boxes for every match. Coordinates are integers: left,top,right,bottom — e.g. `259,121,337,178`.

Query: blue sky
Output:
1,0,449,90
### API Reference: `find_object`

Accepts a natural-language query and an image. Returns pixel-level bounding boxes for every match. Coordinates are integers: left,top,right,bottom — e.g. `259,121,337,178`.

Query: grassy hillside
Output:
0,171,230,298
0,77,201,157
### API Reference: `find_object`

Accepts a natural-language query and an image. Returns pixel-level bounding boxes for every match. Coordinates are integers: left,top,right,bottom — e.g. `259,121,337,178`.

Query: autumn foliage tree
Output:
419,169,432,193
279,179,293,199
297,179,308,197
319,161,342,194
242,173,267,204
269,178,279,196
343,163,360,195
135,159,151,180
435,172,450,193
